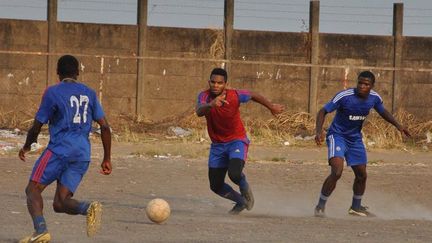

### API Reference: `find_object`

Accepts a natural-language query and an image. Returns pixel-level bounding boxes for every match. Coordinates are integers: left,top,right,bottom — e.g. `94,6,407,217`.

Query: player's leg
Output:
21,149,56,242
315,134,346,216
346,139,372,216
227,140,254,210
208,142,246,214
54,160,101,236
351,165,367,209
25,182,49,234
208,167,245,206
53,160,91,214
316,157,344,209
52,182,87,215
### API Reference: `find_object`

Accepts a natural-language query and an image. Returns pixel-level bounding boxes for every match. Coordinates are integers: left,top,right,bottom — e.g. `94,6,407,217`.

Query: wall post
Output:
308,1,320,115
392,3,403,113
136,0,148,115
47,0,57,86
224,0,234,72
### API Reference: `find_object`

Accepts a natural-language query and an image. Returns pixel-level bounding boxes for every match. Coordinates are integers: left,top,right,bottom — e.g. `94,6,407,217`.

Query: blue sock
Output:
352,194,362,209
33,215,47,234
239,173,249,191
77,201,91,215
317,193,329,208
217,184,245,204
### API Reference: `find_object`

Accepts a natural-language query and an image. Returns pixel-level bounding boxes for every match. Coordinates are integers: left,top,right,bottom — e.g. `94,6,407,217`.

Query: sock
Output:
77,201,91,215
33,215,47,234
217,184,245,204
317,193,329,208
239,173,249,191
352,194,362,209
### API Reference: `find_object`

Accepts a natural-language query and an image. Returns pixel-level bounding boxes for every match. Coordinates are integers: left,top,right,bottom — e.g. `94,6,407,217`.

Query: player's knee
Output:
25,185,31,196
210,182,223,193
330,170,343,180
25,184,39,198
228,170,241,184
53,200,65,213
52,200,65,213
355,172,367,182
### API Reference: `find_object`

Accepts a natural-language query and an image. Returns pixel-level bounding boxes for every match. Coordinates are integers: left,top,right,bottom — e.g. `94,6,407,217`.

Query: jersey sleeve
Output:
373,95,385,114
323,94,341,113
236,89,251,103
35,88,56,124
197,91,208,105
92,92,105,121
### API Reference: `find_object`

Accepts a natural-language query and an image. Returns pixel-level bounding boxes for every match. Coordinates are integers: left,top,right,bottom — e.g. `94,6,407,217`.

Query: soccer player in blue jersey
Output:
314,71,410,217
18,55,112,242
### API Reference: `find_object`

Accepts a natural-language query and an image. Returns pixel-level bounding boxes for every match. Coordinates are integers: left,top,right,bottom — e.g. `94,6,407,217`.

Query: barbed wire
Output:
1,2,432,30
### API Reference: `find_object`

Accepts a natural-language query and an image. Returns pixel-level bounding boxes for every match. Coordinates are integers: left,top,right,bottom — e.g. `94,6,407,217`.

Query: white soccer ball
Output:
145,198,170,224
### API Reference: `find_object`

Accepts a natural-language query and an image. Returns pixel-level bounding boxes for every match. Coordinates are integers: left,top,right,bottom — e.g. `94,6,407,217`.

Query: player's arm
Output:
96,117,112,175
196,103,212,117
19,119,44,161
250,91,284,116
315,108,328,146
196,92,228,117
377,108,411,137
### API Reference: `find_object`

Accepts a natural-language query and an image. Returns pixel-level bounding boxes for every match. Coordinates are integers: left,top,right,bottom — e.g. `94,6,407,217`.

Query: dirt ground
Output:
1,138,432,243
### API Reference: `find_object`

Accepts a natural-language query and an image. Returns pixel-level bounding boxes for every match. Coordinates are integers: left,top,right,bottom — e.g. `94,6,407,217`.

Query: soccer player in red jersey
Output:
196,68,284,214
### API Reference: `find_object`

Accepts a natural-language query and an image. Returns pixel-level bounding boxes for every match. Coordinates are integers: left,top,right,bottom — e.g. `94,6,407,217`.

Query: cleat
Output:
19,232,51,243
87,201,103,237
240,186,254,211
348,205,375,217
314,205,326,218
229,203,247,215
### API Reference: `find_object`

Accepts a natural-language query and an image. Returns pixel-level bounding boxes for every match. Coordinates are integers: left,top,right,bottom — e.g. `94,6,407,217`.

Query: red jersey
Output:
197,89,251,143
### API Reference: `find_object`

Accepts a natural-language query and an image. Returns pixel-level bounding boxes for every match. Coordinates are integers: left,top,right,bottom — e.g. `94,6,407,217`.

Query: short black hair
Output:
57,55,79,76
210,68,227,82
358,71,375,84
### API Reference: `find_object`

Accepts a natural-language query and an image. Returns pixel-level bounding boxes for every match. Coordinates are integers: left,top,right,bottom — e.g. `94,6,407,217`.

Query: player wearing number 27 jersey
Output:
36,81,104,162
18,55,112,242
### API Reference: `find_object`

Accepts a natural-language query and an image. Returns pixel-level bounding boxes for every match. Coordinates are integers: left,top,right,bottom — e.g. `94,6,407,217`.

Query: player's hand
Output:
270,103,285,116
315,131,324,146
100,160,112,175
210,92,229,107
18,147,30,161
399,127,411,138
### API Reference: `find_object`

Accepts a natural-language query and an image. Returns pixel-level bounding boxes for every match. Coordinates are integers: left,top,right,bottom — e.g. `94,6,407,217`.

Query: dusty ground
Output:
1,138,432,243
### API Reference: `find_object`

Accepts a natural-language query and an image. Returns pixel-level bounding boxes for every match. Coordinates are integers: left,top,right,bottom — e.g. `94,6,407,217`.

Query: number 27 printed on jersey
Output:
70,95,89,124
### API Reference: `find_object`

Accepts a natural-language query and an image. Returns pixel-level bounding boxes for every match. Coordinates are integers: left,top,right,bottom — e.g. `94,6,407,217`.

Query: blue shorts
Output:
326,134,367,166
29,149,90,193
208,139,249,168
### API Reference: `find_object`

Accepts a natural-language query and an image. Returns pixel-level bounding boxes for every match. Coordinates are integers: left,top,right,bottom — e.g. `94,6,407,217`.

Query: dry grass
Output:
362,110,432,149
1,107,431,150
209,29,225,62
0,109,34,129
169,109,432,148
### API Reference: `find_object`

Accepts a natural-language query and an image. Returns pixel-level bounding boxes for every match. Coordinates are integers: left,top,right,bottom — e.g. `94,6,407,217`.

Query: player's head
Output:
356,71,375,97
57,55,79,78
208,68,227,96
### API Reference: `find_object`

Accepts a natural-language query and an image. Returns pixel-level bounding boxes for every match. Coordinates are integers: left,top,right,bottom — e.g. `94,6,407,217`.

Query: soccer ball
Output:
145,198,170,224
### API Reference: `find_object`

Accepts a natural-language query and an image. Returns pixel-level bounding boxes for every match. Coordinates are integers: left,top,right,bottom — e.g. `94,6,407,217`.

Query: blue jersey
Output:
35,81,105,161
324,88,385,138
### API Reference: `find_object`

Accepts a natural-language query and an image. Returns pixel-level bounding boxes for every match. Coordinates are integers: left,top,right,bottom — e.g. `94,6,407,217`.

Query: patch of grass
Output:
2,106,430,151
271,157,286,162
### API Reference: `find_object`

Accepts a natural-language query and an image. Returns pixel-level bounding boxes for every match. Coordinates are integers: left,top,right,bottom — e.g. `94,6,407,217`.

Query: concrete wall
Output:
1,19,431,122
401,37,432,118
318,34,395,109
0,19,47,113
56,22,138,117
230,30,310,118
